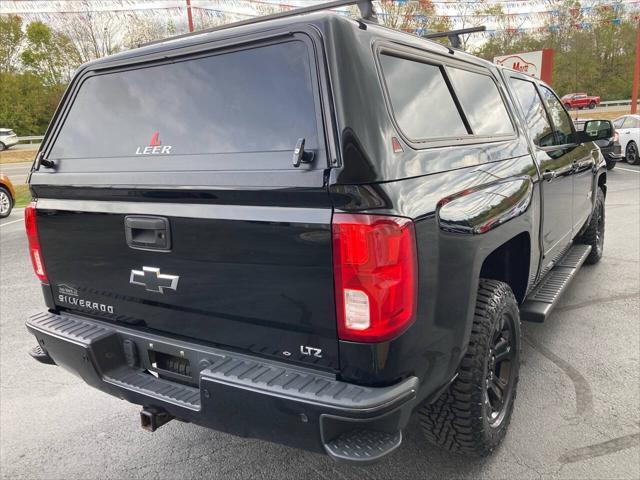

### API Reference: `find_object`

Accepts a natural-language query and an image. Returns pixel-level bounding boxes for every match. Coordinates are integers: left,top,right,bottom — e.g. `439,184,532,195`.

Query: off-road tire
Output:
578,187,605,265
418,279,521,457
626,141,638,165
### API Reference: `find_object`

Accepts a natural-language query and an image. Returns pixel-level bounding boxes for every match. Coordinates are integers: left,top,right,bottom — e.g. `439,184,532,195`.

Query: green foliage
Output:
0,15,24,73
21,21,79,86
0,71,65,136
0,20,76,135
13,184,32,209
474,1,637,100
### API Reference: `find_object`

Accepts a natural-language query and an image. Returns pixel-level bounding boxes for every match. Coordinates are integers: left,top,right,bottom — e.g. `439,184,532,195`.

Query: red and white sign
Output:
494,49,554,85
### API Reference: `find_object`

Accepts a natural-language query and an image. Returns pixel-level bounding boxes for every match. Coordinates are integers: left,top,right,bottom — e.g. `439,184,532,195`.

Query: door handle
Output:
125,216,171,251
542,170,556,181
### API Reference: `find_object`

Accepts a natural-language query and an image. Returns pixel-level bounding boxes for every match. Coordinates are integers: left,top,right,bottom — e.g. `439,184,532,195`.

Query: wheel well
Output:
480,232,530,304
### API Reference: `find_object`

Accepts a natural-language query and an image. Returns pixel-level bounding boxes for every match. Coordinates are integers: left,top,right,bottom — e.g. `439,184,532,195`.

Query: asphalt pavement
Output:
1,164,639,480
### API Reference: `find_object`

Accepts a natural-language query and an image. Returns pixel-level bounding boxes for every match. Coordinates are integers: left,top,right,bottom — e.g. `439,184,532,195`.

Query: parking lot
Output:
1,163,638,480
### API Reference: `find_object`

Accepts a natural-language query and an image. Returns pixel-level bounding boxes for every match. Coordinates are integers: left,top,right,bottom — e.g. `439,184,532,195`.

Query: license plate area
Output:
148,350,193,383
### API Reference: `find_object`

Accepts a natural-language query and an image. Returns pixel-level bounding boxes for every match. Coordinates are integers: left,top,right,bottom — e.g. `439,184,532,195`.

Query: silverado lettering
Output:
57,295,114,314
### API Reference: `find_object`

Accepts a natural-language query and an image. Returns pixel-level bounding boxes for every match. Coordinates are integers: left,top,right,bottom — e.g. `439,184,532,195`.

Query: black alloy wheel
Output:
485,311,517,427
627,142,638,165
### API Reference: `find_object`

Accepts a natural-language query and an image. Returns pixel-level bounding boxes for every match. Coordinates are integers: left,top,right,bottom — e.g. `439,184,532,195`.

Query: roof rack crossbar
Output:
424,26,486,49
142,0,377,47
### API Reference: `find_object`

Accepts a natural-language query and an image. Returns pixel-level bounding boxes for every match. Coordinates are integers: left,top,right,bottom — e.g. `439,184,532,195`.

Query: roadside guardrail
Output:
599,99,639,108
17,135,44,144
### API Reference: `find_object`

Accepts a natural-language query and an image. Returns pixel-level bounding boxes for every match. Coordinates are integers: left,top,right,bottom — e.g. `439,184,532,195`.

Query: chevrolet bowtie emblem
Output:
130,266,179,294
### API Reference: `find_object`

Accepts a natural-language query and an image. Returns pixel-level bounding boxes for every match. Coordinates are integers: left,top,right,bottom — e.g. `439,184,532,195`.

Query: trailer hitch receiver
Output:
140,407,174,432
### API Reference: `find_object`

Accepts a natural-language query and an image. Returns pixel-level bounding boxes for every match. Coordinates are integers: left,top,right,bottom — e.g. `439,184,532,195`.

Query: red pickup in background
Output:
561,92,601,109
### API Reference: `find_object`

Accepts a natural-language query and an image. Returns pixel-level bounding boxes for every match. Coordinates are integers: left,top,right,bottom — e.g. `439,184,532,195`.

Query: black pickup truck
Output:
25,1,608,464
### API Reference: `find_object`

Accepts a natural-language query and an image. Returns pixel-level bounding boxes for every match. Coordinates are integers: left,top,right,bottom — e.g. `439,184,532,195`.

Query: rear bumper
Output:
2,136,18,147
26,311,418,463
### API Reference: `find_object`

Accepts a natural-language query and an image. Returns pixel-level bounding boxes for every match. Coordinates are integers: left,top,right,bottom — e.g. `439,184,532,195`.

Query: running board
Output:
520,244,592,323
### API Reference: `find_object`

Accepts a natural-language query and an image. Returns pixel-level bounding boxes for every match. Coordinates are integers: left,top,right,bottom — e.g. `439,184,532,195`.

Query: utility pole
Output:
186,0,194,33
631,25,639,114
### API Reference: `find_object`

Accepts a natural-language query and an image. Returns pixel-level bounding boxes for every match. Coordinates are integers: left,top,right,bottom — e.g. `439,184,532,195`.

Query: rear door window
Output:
49,40,320,163
447,67,514,136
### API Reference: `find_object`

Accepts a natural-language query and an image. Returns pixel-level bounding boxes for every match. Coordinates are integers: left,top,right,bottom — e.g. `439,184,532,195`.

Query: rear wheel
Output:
418,279,521,456
578,187,605,265
588,101,596,109
626,141,639,165
0,187,13,218
0,142,6,152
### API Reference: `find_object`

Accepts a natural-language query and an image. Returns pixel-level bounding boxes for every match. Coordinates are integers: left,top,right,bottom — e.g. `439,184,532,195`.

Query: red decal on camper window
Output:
149,131,161,147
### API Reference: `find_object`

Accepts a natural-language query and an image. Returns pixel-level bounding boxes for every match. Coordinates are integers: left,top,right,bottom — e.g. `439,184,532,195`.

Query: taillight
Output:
332,213,417,342
25,202,48,283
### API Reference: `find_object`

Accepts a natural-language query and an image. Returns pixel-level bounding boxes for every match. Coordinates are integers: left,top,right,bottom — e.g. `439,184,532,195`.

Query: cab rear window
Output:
49,40,319,160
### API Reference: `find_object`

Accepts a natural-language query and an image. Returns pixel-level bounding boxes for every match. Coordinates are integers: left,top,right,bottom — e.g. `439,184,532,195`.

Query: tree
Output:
474,0,637,100
58,3,122,63
377,0,451,35
21,21,79,86
447,0,489,51
122,16,168,49
0,71,65,135
0,15,24,73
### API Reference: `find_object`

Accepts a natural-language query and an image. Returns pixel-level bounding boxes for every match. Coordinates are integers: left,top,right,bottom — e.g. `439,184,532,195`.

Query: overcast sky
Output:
2,0,638,46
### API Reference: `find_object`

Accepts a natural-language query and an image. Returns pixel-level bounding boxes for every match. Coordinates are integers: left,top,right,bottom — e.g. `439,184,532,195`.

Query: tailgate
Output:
30,33,340,370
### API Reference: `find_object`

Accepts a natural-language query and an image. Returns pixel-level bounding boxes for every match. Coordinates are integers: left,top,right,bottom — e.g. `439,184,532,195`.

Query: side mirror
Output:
579,120,613,142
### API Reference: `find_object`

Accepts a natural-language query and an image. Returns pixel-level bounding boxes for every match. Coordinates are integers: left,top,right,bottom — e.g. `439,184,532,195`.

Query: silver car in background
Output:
613,114,640,165
0,129,19,151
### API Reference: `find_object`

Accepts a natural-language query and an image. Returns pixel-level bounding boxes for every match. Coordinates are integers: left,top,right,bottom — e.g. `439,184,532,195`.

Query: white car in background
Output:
613,114,640,165
0,128,19,151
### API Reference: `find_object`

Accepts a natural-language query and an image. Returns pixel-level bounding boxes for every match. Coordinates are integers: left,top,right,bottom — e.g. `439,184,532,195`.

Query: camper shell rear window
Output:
47,38,322,169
